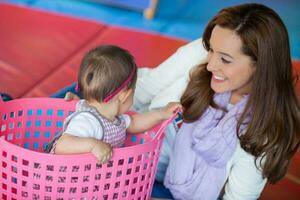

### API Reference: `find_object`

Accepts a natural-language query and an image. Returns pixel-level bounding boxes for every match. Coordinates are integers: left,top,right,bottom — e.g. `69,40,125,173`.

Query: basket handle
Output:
154,108,181,140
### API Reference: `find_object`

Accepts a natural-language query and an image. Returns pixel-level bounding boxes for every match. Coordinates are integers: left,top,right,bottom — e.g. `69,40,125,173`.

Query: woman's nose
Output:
207,54,218,71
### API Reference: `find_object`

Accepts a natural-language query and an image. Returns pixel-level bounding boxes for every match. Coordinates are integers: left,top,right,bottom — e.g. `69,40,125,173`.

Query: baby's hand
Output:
64,92,80,101
91,140,113,164
160,102,182,120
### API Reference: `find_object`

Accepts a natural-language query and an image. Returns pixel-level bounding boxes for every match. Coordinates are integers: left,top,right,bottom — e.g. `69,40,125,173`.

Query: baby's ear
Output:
119,88,133,103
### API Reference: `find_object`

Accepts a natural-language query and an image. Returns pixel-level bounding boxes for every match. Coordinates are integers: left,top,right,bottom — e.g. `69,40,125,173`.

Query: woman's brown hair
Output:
181,3,300,184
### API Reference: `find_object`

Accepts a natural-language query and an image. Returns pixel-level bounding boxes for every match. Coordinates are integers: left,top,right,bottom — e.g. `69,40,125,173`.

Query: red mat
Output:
24,26,186,97
0,3,186,98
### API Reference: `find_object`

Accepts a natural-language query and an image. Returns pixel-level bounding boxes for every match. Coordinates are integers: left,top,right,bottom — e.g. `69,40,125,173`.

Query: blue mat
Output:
0,93,13,101
4,0,300,59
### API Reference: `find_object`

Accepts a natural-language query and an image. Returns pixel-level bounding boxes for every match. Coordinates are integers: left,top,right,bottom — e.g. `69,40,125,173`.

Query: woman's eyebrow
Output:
219,51,234,59
210,45,234,59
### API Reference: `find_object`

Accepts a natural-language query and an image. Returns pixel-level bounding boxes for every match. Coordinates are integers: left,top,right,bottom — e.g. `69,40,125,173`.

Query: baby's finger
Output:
101,152,111,163
176,105,183,113
102,155,110,164
100,156,107,164
97,156,104,164
106,152,113,161
64,92,80,101
108,151,113,160
169,104,181,113
64,92,72,101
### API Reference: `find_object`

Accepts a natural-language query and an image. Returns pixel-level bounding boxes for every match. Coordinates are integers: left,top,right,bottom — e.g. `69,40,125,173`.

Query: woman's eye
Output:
221,57,231,64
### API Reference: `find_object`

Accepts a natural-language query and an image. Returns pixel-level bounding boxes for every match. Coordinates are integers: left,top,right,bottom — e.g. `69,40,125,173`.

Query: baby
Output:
45,45,180,163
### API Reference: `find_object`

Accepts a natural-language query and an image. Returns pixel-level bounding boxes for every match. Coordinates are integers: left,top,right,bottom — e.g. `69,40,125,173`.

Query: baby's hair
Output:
78,45,137,102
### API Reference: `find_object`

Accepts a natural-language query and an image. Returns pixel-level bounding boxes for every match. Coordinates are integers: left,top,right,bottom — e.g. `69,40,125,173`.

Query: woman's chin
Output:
211,84,229,94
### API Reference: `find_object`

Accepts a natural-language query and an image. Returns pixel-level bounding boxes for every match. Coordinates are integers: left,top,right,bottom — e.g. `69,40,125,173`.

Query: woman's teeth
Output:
213,75,225,80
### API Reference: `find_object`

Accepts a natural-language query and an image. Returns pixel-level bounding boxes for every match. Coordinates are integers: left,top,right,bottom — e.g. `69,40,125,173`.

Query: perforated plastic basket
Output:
0,98,175,200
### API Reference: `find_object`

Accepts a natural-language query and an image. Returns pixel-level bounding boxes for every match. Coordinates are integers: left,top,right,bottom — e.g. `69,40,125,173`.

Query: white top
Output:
223,142,267,200
222,104,266,199
64,113,131,140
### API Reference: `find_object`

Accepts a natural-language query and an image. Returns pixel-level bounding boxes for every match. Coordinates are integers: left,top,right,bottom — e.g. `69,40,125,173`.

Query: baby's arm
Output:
54,112,112,163
55,133,97,154
128,102,181,133
55,134,112,163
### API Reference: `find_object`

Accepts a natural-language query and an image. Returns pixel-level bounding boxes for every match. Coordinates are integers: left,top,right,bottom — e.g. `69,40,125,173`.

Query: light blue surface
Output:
3,0,300,58
94,0,151,10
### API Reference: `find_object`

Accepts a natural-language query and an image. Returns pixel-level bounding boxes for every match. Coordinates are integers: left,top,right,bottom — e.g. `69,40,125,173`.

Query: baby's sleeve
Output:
120,114,131,128
64,113,104,140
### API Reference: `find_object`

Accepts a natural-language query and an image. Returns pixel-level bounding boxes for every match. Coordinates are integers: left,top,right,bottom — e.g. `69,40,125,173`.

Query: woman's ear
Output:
118,88,133,103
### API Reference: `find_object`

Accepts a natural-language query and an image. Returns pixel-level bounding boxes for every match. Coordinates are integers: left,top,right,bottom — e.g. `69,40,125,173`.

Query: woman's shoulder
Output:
228,142,264,170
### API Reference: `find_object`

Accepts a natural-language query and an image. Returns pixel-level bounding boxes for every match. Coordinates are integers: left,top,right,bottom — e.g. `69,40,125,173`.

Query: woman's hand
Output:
91,140,113,164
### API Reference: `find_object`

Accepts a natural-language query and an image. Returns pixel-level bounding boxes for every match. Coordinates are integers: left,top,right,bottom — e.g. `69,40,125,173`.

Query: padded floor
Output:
0,3,186,98
24,26,186,97
0,2,299,199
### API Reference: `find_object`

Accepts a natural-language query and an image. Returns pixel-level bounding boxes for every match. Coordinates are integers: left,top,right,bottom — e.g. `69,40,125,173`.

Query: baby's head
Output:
78,45,137,111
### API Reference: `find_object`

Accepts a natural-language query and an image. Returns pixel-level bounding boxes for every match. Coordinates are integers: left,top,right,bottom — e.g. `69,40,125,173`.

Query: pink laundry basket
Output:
0,98,177,200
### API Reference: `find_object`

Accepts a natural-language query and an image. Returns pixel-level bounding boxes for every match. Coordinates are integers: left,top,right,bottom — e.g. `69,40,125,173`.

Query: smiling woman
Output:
206,26,255,103
162,3,300,200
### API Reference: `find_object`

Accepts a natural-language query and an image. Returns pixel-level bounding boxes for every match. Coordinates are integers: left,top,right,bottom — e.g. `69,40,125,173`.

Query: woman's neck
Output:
86,100,119,121
230,87,250,104
229,93,242,104
230,91,248,104
230,81,252,104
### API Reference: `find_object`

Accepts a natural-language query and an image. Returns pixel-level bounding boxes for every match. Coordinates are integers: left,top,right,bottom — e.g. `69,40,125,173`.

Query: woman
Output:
160,3,300,200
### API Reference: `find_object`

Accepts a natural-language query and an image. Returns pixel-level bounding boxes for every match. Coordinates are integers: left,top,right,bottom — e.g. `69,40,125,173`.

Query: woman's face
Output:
206,25,255,100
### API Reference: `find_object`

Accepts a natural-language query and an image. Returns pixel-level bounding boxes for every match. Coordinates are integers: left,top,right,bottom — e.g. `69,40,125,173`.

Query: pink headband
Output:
103,66,136,102
75,66,136,102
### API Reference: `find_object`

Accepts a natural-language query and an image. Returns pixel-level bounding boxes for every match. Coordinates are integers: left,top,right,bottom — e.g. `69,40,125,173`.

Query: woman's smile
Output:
212,74,227,82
